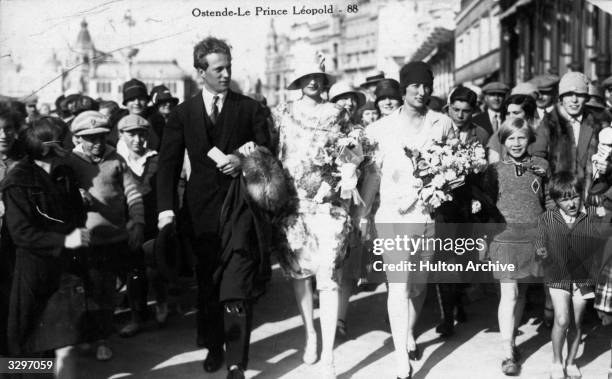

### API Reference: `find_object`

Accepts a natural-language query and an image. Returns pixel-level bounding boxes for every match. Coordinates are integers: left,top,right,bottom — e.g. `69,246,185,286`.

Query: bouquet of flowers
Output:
308,129,367,204
404,138,487,213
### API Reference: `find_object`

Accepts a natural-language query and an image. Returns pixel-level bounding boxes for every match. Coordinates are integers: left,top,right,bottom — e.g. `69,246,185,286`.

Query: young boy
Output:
536,172,601,379
68,110,144,360
116,114,168,335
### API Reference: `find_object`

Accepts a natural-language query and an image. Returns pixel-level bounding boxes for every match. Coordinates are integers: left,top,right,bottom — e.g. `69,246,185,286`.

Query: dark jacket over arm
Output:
157,90,270,237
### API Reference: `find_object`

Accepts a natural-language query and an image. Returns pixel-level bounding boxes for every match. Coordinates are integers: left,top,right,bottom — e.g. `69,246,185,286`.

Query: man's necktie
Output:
210,95,219,124
491,114,499,133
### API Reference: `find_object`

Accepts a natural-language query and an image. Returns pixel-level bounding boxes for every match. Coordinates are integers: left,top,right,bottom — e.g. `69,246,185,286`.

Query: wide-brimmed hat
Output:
559,72,589,97
328,81,366,109
287,66,335,90
150,85,179,106
360,69,385,88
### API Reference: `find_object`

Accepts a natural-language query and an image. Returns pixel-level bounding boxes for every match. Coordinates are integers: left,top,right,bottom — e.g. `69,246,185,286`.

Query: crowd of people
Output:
1,35,612,379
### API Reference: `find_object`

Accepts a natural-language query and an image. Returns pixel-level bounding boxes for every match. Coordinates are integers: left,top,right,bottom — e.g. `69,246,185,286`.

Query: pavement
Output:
74,266,611,379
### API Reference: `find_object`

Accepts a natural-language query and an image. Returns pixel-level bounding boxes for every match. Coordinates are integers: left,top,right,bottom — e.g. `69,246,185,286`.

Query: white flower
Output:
443,170,458,182
429,155,441,167
413,178,424,189
441,155,454,167
431,174,445,189
420,185,435,200
474,146,486,160
471,200,482,214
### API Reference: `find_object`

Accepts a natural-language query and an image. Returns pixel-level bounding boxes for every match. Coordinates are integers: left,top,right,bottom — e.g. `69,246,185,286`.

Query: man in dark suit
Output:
157,37,270,379
472,82,509,137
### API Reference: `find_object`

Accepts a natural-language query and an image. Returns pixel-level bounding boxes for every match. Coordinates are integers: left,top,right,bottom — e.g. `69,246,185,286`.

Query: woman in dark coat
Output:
1,117,90,364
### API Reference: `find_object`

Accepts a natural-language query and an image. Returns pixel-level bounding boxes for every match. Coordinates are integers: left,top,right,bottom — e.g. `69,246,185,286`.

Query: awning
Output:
587,0,612,14
499,0,534,20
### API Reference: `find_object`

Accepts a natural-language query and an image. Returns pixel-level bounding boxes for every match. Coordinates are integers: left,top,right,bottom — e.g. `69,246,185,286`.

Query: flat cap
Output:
118,114,150,132
511,82,540,99
71,111,110,136
481,82,509,94
602,75,612,89
529,74,560,91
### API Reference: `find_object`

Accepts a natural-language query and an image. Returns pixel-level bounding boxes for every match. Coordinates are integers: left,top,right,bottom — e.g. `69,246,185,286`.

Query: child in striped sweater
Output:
536,172,601,379
68,111,145,361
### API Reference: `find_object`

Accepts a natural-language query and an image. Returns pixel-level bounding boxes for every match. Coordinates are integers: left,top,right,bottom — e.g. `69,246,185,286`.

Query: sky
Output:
0,0,339,85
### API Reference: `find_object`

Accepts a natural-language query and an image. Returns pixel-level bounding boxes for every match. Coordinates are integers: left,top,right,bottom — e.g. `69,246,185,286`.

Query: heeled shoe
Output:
408,345,421,361
302,332,318,365
397,365,413,379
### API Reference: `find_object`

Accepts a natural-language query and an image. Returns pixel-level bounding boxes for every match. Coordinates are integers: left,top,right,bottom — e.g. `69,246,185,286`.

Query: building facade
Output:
499,0,612,84
454,0,503,86
263,0,457,106
0,19,196,106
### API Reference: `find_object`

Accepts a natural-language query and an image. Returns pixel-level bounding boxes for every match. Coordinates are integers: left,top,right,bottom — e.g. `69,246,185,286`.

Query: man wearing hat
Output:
157,36,270,379
533,71,609,203
511,82,540,101
530,74,560,120
121,78,160,151
67,110,145,360
472,81,509,136
360,69,385,101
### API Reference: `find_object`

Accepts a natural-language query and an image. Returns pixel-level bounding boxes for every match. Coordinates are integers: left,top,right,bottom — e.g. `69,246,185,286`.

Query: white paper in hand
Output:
207,147,229,165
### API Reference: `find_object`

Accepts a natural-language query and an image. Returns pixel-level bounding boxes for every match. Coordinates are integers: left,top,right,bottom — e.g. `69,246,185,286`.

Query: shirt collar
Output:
202,87,227,107
487,109,500,118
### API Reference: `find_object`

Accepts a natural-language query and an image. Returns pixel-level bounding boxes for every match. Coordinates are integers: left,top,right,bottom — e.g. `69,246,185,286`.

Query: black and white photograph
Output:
1,0,612,378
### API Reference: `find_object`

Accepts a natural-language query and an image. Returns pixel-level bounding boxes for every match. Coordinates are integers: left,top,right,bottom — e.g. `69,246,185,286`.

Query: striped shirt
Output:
536,207,602,284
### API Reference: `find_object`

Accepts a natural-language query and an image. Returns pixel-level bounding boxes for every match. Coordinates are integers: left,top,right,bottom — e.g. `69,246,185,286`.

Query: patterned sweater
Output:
67,145,144,245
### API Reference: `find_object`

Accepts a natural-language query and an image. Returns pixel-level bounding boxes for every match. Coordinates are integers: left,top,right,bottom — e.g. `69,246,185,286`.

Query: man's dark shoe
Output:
435,321,454,337
226,366,245,379
203,349,224,372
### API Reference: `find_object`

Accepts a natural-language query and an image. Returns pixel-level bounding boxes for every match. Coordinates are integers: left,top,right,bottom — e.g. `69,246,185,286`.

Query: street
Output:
74,266,611,379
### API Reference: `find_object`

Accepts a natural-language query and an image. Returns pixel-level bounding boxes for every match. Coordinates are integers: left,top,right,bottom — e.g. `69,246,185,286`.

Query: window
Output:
490,13,500,50
480,16,490,54
96,81,111,94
